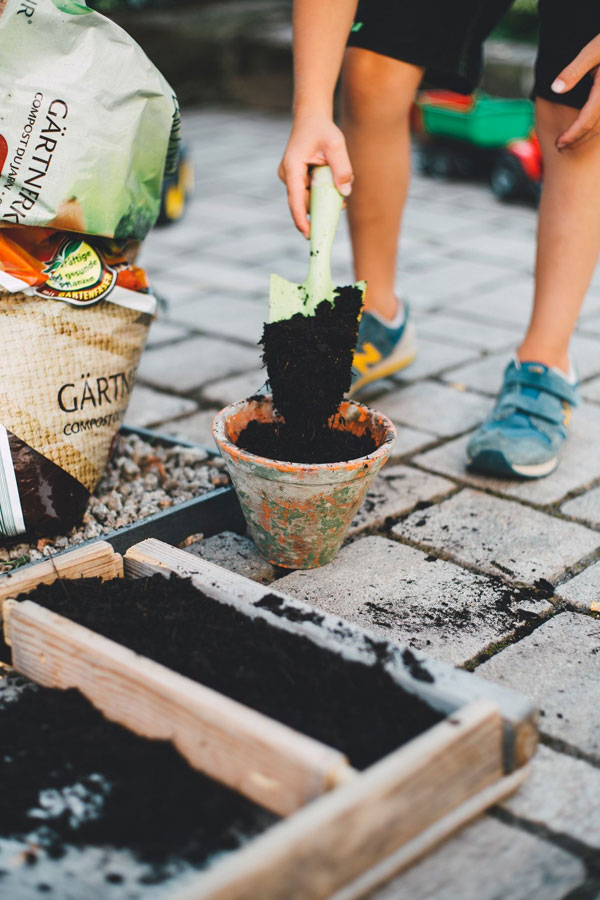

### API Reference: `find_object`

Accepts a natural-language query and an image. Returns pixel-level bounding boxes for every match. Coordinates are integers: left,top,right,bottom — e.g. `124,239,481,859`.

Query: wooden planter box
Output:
1,540,537,900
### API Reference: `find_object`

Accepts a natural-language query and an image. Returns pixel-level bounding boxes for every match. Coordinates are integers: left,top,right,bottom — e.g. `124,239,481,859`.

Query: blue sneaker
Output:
467,360,579,479
350,302,417,394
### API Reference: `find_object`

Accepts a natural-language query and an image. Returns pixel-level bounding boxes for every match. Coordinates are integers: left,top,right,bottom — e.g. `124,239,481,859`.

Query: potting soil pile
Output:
0,674,275,884
238,286,376,464
0,0,179,540
17,574,444,768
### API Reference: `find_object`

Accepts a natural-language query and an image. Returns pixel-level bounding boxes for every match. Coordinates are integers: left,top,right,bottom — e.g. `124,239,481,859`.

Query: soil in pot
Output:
19,574,444,770
240,287,375,464
0,673,275,879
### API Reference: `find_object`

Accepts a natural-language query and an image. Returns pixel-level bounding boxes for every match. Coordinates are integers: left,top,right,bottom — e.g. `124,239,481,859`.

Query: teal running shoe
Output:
467,360,579,479
350,302,417,395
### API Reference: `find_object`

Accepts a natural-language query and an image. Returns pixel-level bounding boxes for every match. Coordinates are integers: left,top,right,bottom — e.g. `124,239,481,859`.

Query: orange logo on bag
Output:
35,238,116,306
0,135,7,175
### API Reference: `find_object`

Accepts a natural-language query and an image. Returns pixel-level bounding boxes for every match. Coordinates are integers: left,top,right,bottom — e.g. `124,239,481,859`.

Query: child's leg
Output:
518,98,600,371
341,47,424,321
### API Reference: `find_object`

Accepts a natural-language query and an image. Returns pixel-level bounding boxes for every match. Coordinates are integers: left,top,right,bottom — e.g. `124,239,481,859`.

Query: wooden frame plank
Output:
171,701,504,900
329,764,530,900
0,542,122,612
125,539,538,772
2,598,354,817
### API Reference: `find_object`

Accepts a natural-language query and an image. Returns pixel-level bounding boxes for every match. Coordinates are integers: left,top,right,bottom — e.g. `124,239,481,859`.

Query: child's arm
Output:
278,0,358,237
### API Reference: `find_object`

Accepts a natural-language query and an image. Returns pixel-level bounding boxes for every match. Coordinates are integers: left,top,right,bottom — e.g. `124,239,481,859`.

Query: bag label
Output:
34,238,116,306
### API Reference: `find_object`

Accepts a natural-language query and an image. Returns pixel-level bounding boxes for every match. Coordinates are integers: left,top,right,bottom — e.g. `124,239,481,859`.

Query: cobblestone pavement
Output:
129,110,600,899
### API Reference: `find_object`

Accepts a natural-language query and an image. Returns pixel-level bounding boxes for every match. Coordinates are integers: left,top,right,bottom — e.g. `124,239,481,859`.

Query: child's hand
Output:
278,112,353,238
552,34,600,150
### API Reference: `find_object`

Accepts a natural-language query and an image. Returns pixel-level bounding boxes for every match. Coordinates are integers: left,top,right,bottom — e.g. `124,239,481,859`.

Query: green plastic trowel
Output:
269,165,365,323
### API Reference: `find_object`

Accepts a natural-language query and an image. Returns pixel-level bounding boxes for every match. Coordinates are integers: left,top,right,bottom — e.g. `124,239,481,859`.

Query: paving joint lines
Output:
491,807,600,879
406,456,600,532
538,732,600,773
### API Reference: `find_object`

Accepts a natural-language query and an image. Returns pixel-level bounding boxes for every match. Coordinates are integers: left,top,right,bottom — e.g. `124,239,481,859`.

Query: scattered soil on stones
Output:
245,287,373,463
20,575,443,769
0,674,274,876
0,434,228,574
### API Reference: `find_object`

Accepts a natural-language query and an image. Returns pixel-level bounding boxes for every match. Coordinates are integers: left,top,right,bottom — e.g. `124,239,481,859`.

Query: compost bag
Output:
0,0,180,241
0,0,176,539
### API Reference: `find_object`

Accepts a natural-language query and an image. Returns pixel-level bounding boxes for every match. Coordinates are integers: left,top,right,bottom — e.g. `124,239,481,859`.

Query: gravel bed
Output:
0,434,229,573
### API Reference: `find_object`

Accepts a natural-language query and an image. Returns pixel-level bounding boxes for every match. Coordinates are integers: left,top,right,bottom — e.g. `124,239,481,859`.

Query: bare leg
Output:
341,48,424,320
518,98,600,373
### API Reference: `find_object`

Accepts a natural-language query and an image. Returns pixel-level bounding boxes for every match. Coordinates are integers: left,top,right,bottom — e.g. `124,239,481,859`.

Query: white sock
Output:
369,300,405,329
552,362,577,385
515,355,577,385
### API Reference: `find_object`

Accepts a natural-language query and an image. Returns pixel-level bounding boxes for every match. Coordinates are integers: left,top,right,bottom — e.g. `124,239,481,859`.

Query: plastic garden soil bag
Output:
0,0,180,242
0,227,157,538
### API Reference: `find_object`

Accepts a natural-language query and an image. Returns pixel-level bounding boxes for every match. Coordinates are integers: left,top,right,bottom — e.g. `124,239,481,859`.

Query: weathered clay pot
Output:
212,396,396,569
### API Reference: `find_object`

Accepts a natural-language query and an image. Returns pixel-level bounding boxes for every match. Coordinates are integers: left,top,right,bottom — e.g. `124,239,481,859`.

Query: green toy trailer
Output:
412,91,542,202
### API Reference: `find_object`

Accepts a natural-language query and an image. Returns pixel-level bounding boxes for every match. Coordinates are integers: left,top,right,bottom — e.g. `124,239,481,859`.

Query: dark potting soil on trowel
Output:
0,673,275,881
238,286,376,464
21,574,443,770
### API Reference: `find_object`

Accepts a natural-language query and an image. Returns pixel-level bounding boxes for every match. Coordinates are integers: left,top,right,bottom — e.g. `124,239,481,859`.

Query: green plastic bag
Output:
0,0,180,241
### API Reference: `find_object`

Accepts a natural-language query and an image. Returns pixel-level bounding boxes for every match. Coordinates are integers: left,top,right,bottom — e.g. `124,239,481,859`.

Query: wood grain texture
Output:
0,541,122,612
329,764,531,900
172,701,505,900
2,598,354,817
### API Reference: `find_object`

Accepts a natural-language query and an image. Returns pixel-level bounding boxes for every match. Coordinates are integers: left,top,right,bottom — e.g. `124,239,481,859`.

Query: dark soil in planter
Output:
0,674,275,877
246,287,372,463
18,575,443,770
236,418,376,464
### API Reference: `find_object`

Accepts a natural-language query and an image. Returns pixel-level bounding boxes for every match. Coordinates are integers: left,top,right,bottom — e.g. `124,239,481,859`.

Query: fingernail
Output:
552,78,566,93
340,183,352,197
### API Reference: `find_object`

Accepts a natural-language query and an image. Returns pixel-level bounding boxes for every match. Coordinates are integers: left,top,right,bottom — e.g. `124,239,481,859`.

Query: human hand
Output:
552,34,600,150
278,112,353,237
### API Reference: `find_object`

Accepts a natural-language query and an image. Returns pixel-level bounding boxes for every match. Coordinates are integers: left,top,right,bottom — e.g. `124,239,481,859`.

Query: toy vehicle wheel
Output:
490,154,527,201
418,145,456,179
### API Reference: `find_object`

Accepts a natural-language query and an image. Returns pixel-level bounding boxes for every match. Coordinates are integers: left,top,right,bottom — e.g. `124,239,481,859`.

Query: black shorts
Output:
347,0,600,110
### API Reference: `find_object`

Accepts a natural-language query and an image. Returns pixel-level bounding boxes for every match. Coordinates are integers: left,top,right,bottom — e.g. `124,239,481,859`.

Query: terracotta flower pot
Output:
212,396,396,569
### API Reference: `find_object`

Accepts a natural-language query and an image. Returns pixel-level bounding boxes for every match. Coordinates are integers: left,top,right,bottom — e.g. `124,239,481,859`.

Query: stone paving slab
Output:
500,744,600,850
387,425,438,460
137,336,261,393
417,310,521,351
396,489,600,583
582,375,600,404
554,563,600,612
377,381,490,438
185,531,276,584
124,385,197,429
561,486,600,526
478,612,600,760
395,257,511,311
170,295,266,346
368,816,585,900
347,465,456,537
384,337,478,385
146,319,190,348
413,406,600,506
164,409,219,450
446,232,536,271
201,369,266,406
451,276,600,329
277,536,552,666
442,336,600,395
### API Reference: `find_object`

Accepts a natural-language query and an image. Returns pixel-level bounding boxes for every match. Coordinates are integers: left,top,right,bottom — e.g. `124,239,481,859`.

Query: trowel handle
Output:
305,165,343,298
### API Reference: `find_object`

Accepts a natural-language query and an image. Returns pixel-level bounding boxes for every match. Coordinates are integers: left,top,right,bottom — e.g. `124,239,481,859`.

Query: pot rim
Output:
212,397,396,475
